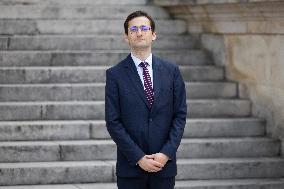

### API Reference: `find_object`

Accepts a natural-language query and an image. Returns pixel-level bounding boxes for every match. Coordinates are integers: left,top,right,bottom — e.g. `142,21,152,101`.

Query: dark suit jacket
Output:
105,54,187,178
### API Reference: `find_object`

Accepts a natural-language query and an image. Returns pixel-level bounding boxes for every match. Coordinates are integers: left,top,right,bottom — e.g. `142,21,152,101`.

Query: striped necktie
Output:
139,62,154,108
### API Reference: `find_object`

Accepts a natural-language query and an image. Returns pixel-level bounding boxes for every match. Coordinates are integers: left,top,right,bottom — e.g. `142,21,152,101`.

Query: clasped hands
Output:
137,153,169,173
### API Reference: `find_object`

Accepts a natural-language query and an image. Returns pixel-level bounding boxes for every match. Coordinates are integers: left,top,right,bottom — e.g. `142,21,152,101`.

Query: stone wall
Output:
154,0,284,155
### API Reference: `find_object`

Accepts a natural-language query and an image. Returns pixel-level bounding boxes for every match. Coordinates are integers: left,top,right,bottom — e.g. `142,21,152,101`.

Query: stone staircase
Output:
0,0,284,188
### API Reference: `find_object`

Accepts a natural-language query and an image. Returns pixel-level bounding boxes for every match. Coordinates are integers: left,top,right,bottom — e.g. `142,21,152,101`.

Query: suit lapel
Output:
123,54,150,109
151,55,162,112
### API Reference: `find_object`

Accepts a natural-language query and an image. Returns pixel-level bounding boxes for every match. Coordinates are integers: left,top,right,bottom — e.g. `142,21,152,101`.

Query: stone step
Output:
0,158,284,185
177,138,280,159
175,179,284,189
0,37,8,49
0,5,169,19
188,99,251,118
0,120,93,141
183,118,265,138
0,118,265,141
0,138,279,162
0,82,237,101
0,66,223,84
0,19,186,35
0,0,147,6
0,35,200,50
176,158,284,180
182,66,224,81
0,161,113,185
0,50,210,66
3,179,284,189
0,100,251,121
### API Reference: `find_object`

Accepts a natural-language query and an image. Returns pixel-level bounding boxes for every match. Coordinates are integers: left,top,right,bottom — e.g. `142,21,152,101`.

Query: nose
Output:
136,28,143,36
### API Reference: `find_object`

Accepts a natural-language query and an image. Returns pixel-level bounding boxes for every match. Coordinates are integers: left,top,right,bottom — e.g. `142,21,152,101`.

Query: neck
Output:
131,47,151,61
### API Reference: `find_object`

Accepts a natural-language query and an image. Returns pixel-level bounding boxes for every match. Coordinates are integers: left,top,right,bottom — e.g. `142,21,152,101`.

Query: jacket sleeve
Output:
105,69,145,166
160,65,187,160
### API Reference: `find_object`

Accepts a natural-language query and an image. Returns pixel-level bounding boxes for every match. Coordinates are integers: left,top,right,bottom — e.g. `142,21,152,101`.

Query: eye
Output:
141,25,151,31
129,26,138,32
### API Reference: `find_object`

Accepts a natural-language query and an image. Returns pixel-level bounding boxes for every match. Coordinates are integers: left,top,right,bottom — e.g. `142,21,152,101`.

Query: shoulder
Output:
106,56,129,76
153,54,178,70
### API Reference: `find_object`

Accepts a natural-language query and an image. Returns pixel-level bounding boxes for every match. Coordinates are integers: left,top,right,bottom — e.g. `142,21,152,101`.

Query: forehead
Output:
128,16,151,27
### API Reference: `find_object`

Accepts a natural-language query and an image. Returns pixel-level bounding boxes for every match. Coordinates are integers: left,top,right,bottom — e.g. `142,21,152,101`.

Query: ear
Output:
152,32,157,41
124,34,129,44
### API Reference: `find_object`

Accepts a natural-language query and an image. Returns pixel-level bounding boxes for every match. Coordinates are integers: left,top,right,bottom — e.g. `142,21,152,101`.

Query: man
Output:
105,11,187,189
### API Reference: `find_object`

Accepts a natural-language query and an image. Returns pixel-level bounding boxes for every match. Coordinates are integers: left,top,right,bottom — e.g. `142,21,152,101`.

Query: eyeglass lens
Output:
129,25,151,32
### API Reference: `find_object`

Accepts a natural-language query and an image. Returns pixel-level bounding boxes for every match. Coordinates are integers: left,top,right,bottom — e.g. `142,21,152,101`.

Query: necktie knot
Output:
139,62,148,69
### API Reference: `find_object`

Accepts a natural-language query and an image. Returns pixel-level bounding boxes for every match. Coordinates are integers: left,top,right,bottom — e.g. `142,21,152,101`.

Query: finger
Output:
151,167,162,172
155,159,166,166
152,160,164,168
146,155,155,159
141,165,149,170
149,164,162,172
146,167,158,172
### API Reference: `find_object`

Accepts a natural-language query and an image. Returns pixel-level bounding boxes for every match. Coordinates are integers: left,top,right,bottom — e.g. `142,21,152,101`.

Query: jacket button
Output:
149,118,152,122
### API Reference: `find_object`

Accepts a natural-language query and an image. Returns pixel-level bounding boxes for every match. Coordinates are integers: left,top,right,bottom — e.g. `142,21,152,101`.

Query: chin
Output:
132,42,151,48
133,45,151,49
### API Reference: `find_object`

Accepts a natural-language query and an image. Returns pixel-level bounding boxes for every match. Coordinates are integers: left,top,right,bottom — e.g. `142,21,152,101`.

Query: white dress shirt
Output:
131,52,153,90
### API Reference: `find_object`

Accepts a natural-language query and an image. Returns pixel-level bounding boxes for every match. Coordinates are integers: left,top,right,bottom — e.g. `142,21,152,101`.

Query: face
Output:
124,16,157,50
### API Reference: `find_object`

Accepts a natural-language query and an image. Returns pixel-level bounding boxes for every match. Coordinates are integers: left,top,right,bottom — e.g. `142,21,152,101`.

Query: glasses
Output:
129,25,151,33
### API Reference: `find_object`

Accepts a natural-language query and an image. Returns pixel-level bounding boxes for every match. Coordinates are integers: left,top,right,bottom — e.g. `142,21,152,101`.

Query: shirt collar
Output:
131,52,152,68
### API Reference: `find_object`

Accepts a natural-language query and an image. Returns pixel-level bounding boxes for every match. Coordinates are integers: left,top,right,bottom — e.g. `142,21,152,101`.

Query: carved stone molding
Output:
154,0,284,34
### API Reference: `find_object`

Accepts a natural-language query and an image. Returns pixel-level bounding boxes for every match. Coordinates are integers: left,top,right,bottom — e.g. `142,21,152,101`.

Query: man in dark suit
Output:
105,10,187,189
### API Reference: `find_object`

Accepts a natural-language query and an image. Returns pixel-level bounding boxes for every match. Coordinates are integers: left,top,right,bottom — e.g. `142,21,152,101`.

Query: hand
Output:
153,153,169,167
137,155,164,172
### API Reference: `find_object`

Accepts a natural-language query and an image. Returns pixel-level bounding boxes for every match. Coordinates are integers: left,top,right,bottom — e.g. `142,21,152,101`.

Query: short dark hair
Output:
124,11,155,35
